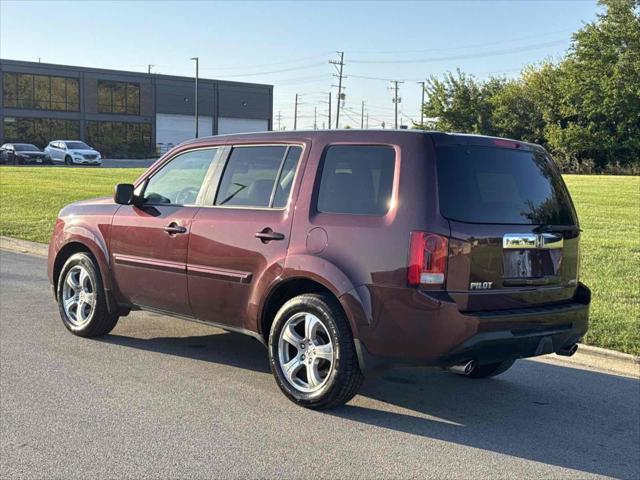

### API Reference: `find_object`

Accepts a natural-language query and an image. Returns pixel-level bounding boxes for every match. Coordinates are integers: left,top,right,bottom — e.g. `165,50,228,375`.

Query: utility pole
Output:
390,80,403,129
366,112,369,129
276,111,283,131
293,94,299,130
417,81,425,127
328,92,332,129
360,101,365,129
314,107,317,130
329,51,345,128
190,57,199,138
148,64,155,74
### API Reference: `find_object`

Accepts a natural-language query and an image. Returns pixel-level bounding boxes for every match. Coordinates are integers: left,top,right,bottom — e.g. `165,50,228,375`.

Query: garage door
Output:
218,117,269,135
156,114,213,147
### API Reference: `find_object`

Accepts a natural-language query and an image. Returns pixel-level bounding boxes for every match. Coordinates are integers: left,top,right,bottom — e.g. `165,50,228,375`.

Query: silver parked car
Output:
44,140,102,166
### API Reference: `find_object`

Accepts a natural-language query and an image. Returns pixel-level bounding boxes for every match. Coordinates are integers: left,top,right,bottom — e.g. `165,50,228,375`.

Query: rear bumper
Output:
354,282,590,373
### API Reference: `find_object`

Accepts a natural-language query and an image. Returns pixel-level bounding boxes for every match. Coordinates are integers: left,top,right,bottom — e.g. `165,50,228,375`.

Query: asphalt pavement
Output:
3,158,156,169
1,250,639,479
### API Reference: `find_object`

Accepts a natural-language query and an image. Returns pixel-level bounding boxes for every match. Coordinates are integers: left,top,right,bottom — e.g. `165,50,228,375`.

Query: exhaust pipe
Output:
448,360,476,375
557,343,578,357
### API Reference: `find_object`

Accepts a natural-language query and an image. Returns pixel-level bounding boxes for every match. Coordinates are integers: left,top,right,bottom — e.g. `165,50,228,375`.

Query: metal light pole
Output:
417,81,425,127
190,57,199,138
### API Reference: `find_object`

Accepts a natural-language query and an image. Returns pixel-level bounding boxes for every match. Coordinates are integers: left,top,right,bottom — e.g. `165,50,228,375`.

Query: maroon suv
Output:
48,130,590,409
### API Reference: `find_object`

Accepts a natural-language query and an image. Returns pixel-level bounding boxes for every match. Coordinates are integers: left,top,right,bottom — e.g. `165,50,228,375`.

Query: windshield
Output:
436,146,576,225
14,144,40,151
65,141,90,150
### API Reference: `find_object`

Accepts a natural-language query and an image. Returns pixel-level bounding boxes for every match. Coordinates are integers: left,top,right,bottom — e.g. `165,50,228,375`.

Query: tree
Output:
549,0,640,169
421,70,500,134
418,0,640,172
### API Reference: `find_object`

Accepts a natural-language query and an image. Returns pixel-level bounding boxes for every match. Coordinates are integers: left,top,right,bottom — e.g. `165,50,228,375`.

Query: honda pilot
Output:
47,130,590,409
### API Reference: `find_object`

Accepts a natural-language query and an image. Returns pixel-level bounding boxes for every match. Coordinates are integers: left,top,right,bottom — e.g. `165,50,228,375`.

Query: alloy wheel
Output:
61,265,96,327
277,312,335,393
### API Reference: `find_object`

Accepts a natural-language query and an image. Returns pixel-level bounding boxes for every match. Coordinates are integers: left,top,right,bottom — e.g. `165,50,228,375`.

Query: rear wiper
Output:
533,225,582,234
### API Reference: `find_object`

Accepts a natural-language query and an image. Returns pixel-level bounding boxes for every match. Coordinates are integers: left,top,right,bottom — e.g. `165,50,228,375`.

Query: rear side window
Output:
436,146,576,225
317,145,395,215
215,145,302,208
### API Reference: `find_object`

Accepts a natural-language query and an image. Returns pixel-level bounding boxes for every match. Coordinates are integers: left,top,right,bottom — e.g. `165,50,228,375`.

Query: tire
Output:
462,360,515,379
57,252,119,337
268,293,364,409
64,156,72,166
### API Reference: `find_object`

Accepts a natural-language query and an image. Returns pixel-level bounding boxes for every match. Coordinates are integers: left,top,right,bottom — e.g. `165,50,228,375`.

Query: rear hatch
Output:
435,137,580,312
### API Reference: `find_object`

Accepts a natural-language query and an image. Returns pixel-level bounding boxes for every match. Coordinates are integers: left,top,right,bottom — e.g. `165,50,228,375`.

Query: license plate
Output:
503,249,562,278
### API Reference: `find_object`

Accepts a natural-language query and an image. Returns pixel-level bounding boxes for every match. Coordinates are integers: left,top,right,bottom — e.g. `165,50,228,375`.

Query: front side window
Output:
143,149,217,206
215,145,302,208
317,145,395,215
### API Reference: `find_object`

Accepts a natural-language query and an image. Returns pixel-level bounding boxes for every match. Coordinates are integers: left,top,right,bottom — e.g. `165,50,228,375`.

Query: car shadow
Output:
99,329,272,374
99,328,640,479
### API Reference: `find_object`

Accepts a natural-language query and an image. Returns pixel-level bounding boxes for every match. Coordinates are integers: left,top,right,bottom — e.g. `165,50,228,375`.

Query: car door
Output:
2,145,13,162
49,142,61,161
187,144,305,331
110,147,219,315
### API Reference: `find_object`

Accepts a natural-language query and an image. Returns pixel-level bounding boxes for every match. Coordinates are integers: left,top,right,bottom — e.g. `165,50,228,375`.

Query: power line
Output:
198,52,333,71
349,39,566,64
347,28,572,55
214,62,326,78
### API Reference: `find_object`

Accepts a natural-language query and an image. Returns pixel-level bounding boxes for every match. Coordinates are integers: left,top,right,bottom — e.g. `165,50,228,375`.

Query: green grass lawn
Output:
1,167,639,355
563,175,640,356
0,167,144,243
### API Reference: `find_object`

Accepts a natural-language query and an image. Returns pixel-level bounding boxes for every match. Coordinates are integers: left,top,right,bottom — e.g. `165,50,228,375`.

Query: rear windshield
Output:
436,146,576,225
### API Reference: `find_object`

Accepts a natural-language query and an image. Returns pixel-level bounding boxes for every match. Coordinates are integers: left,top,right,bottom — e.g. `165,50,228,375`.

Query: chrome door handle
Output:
255,228,285,243
164,223,187,235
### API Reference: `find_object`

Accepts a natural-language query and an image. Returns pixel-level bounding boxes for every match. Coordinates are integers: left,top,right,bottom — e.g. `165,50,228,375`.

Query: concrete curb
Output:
538,346,639,379
1,235,639,378
0,236,48,257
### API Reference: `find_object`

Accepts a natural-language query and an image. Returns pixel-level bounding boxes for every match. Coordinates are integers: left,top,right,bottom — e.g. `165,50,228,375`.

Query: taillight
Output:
408,232,448,287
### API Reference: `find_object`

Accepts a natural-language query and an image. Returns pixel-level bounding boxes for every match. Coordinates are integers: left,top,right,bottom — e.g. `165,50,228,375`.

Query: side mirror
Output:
114,183,135,205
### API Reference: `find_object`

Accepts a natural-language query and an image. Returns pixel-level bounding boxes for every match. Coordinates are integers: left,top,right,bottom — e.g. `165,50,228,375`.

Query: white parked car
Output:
44,140,102,166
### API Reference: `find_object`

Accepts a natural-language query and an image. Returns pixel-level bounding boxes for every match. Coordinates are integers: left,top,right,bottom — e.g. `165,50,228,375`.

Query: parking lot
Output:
2,250,639,480
1,158,156,169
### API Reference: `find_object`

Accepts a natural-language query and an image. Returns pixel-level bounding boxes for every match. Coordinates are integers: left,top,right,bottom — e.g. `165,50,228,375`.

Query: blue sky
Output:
1,0,602,129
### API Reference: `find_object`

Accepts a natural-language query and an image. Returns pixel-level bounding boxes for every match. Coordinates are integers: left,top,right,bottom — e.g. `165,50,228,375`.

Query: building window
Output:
3,117,80,148
86,121,152,158
97,80,140,115
2,73,79,111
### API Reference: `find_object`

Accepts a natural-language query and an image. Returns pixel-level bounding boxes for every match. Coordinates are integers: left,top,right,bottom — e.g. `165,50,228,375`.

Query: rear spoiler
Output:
427,132,537,151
